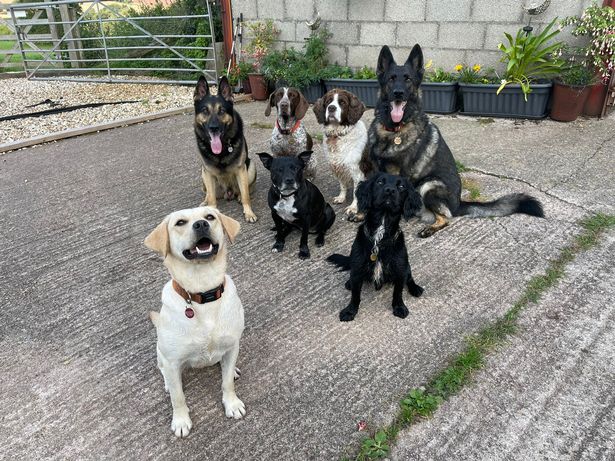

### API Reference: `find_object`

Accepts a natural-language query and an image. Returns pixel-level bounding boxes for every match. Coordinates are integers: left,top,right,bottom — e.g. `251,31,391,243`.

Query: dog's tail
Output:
326,254,351,271
456,193,544,219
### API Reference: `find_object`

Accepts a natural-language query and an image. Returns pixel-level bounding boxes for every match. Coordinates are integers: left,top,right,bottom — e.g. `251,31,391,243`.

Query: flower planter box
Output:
324,78,379,107
421,82,458,114
300,82,324,103
458,82,552,119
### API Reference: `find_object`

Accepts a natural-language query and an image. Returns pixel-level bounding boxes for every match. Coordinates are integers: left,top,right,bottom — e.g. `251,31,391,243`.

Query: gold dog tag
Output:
394,136,402,145
370,253,378,262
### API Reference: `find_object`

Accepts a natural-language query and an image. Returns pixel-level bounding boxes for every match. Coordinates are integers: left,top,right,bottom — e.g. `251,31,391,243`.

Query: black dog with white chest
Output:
257,151,335,259
328,172,424,321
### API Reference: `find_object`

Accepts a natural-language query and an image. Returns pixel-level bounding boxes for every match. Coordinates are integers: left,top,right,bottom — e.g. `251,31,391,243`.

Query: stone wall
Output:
231,0,593,71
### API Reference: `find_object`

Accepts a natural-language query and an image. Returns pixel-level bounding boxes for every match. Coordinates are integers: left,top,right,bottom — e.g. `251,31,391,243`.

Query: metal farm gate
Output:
2,0,219,84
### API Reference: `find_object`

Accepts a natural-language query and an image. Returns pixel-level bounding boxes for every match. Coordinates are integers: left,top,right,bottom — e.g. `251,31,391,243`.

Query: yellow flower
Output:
473,64,481,72
454,64,463,72
425,59,433,69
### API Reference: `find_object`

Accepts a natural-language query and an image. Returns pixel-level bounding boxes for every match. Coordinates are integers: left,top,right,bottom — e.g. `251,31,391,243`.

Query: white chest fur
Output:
274,195,297,222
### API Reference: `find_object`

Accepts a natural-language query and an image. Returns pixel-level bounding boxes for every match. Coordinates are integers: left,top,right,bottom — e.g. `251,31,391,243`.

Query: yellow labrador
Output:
144,206,245,438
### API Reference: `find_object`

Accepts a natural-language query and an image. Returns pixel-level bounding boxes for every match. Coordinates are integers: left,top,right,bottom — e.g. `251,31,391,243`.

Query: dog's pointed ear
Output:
194,75,209,101
298,150,312,167
406,44,424,82
403,180,423,220
214,210,240,244
312,96,326,124
377,45,396,82
265,90,276,116
347,92,366,125
257,152,274,170
293,90,310,120
356,175,375,213
144,216,170,257
218,76,233,101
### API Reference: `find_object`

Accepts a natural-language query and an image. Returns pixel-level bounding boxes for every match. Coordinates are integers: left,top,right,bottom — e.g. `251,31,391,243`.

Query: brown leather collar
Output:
382,122,405,132
172,279,225,304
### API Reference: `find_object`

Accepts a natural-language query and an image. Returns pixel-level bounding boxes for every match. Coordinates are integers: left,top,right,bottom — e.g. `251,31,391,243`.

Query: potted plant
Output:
550,64,595,121
563,4,615,116
323,65,380,107
459,18,564,118
422,61,459,114
245,20,280,100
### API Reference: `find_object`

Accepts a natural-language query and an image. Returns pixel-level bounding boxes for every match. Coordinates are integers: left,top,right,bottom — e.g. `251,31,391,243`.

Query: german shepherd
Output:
368,45,544,237
194,76,257,223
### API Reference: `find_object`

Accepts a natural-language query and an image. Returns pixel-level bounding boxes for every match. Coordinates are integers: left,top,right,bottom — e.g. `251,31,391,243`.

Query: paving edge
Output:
0,106,193,154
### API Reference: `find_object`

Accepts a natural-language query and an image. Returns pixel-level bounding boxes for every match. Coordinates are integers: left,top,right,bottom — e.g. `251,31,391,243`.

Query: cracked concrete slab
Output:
392,231,615,461
0,101,611,460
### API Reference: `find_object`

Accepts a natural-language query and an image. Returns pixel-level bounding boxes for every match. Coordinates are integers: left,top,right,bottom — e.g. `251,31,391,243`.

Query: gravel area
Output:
0,77,195,144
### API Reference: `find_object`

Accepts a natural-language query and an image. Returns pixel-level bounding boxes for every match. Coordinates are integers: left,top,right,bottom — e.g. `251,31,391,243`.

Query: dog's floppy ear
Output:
293,90,309,120
356,175,375,213
218,76,233,101
298,150,312,167
403,180,423,220
406,44,424,82
347,92,366,125
256,152,274,170
214,210,240,244
265,89,278,117
312,96,326,124
144,216,170,257
194,75,209,101
377,45,396,82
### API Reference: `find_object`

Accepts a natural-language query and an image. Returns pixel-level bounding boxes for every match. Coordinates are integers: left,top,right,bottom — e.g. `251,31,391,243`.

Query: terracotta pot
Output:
242,77,252,94
550,81,591,122
247,73,268,100
583,82,608,117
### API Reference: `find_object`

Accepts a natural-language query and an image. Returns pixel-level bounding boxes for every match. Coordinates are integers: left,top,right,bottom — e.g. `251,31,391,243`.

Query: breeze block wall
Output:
231,0,593,71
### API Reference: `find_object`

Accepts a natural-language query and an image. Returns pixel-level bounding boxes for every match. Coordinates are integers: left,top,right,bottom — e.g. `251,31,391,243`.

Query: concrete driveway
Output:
0,102,613,460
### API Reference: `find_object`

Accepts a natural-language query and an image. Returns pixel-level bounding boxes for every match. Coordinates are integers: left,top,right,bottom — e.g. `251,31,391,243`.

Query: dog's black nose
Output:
384,185,395,196
193,220,209,230
284,178,295,185
393,89,404,98
327,105,336,113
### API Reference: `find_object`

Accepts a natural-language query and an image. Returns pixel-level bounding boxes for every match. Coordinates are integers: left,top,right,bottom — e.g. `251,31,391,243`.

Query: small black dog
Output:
328,172,424,321
257,151,335,259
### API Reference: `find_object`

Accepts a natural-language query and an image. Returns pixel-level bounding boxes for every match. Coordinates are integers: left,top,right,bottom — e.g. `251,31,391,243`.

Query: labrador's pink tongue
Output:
390,102,404,123
210,133,222,154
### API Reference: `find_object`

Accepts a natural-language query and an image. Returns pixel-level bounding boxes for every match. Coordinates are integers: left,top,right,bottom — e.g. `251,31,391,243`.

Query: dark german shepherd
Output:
368,45,544,237
194,76,257,222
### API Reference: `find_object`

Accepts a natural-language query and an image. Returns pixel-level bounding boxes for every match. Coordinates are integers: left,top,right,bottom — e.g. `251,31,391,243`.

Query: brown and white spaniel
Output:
313,89,372,221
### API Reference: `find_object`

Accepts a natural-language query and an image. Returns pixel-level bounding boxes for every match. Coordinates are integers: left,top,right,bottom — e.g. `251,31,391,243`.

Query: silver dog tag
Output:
228,146,233,152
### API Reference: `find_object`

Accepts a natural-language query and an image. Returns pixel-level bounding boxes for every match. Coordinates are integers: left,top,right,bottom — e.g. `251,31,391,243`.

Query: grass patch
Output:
477,117,495,125
455,160,468,173
351,213,615,460
461,178,482,201
250,121,273,129
312,132,323,142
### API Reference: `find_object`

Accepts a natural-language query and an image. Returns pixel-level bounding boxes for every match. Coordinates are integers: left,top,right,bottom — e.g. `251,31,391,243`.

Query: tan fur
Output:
144,217,170,257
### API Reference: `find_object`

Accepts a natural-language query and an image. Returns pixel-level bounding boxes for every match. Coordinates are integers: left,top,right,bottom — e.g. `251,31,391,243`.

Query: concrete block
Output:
384,0,425,22
324,21,360,45
484,23,525,50
536,0,592,22
274,20,296,42
421,48,465,70
464,50,505,73
439,23,485,49
472,0,523,22
426,0,472,22
347,45,383,68
256,0,284,20
232,0,258,19
315,0,348,21
348,0,385,21
396,22,438,48
296,22,312,42
360,22,396,46
284,0,315,21
327,44,348,66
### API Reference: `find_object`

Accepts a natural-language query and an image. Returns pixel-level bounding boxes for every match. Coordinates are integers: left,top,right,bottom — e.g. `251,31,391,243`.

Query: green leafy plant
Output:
358,430,389,460
497,17,565,100
456,64,499,84
425,67,455,82
354,66,377,79
245,20,280,72
320,63,353,79
559,64,596,86
563,3,615,81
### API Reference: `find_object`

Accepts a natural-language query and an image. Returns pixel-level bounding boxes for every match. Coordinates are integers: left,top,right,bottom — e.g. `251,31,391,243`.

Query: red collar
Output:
172,279,225,318
276,118,302,135
382,122,405,132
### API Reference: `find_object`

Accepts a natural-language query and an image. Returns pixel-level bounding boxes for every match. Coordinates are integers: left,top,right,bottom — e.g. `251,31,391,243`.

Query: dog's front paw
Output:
298,247,311,259
347,211,365,223
333,194,346,204
171,410,192,438
393,304,409,319
315,235,325,247
339,305,358,322
223,395,246,419
408,283,424,298
244,210,258,223
272,241,285,252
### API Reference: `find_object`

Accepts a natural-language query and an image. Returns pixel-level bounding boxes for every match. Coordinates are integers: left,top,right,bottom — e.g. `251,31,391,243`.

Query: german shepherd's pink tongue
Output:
390,102,406,123
210,133,223,154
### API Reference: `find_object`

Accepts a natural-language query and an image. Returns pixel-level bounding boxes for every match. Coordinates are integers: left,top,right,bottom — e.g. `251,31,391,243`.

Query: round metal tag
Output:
185,307,195,318
394,136,402,145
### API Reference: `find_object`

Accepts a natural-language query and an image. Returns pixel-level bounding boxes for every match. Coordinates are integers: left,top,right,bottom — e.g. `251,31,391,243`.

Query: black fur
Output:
327,173,424,321
257,151,335,259
369,44,544,237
